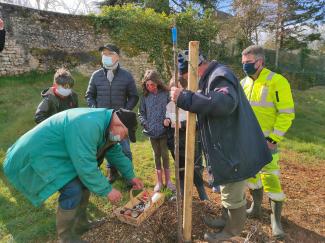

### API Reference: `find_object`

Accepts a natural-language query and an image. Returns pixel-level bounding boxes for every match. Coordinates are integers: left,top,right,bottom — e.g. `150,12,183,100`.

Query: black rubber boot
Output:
194,166,209,201
203,206,228,229
179,169,185,196
204,205,246,242
247,188,263,218
270,200,285,240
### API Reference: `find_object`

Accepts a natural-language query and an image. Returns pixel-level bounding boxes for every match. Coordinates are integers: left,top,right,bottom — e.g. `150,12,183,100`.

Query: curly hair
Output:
141,70,169,96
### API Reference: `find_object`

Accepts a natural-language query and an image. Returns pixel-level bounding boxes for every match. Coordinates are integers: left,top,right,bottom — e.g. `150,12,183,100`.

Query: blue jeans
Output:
106,138,132,169
58,178,86,210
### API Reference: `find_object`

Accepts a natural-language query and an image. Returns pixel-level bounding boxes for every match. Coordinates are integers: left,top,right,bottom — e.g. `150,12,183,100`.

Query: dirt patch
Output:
83,154,325,242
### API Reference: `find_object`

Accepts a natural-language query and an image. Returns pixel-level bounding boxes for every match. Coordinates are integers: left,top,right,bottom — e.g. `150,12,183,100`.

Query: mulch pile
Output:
83,157,325,242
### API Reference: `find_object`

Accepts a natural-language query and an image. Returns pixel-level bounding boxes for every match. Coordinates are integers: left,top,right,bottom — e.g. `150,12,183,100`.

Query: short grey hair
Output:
242,45,265,61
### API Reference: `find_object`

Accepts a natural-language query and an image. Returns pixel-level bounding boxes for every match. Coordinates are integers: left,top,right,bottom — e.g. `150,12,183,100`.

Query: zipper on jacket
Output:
104,68,113,107
207,119,222,152
109,80,112,107
200,119,210,164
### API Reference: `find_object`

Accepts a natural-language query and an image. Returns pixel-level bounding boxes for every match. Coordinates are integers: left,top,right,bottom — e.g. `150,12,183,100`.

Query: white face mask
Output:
109,132,121,142
56,85,72,97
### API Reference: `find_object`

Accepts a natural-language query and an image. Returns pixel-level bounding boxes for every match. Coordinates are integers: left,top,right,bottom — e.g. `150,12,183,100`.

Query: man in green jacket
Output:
3,108,143,243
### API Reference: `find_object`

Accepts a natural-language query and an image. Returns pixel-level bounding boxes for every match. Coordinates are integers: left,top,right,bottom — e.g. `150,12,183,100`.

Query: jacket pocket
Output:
18,161,56,196
213,143,239,168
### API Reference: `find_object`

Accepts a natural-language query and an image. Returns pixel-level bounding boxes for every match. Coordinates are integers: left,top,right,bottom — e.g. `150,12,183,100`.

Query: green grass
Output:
0,71,324,242
0,70,173,242
281,87,325,160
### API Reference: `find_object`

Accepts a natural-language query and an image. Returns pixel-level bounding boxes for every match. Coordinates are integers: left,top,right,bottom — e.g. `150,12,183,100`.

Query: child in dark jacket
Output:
138,70,175,192
164,77,208,200
34,68,79,124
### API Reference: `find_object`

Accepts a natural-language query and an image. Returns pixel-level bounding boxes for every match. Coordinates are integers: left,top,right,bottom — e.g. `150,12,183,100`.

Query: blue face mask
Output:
102,55,114,68
243,62,258,76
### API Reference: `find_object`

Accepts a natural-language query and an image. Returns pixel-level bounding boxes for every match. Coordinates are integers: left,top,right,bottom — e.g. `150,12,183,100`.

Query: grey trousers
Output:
149,136,170,170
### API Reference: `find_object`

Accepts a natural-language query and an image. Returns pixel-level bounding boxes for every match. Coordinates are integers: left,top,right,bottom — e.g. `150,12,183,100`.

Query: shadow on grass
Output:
0,169,56,243
0,169,113,242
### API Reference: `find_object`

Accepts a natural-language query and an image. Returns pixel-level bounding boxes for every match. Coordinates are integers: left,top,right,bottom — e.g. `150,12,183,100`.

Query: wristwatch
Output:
266,137,277,144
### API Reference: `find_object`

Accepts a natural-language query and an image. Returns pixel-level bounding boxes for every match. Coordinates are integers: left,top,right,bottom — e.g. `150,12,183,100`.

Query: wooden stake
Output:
183,41,199,243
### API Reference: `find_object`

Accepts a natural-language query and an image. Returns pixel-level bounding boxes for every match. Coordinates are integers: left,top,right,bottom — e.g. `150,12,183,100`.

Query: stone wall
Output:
0,3,153,81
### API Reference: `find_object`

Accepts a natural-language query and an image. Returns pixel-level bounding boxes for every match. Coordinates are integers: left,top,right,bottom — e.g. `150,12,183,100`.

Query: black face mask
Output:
243,62,258,76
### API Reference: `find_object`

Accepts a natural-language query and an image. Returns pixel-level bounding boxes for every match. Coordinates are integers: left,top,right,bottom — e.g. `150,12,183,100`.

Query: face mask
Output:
243,62,258,76
147,86,157,93
146,83,158,93
56,85,72,97
102,55,118,69
109,132,121,142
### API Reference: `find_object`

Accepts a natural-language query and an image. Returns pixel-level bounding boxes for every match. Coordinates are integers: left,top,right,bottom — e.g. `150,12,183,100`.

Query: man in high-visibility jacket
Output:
241,45,295,240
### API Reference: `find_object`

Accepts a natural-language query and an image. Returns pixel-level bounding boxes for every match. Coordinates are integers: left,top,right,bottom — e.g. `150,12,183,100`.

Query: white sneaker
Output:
154,182,163,192
212,186,220,193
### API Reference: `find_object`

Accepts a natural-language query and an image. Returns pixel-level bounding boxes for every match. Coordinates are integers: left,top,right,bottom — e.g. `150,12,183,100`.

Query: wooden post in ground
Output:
183,41,199,243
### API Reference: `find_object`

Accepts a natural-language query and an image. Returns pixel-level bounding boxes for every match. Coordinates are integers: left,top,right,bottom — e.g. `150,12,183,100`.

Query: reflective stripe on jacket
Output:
241,68,295,142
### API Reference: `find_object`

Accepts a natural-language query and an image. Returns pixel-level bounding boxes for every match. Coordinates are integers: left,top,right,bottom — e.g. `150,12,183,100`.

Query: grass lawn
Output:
0,71,324,242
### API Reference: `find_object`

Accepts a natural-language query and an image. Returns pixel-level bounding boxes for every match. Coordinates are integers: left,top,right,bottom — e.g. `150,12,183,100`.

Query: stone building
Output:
0,2,152,81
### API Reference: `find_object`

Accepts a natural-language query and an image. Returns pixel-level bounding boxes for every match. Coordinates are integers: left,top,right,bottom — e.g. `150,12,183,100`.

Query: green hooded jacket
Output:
3,108,135,207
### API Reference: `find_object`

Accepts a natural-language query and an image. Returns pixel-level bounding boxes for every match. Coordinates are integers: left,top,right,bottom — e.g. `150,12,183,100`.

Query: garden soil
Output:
83,151,325,243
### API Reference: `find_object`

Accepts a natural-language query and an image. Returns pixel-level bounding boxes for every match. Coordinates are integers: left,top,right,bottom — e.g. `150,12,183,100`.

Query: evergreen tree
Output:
264,0,324,67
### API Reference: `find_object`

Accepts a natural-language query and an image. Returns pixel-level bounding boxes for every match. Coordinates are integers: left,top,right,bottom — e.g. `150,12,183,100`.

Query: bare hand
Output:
266,141,277,150
171,121,181,128
0,19,4,30
130,177,144,190
163,118,171,127
107,188,122,204
170,87,183,102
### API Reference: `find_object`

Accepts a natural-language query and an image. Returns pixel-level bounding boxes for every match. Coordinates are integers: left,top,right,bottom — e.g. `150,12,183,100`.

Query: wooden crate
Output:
114,189,165,227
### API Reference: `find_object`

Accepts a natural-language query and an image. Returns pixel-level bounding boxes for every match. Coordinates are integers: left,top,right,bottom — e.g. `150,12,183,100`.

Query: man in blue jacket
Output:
3,108,143,242
171,50,272,241
0,18,5,52
85,44,139,183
